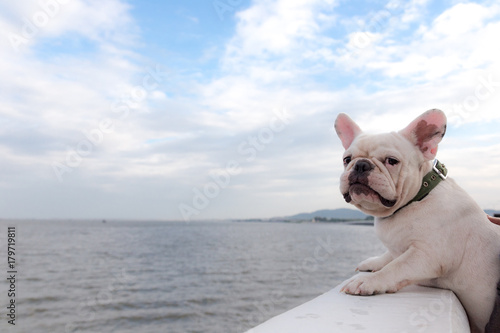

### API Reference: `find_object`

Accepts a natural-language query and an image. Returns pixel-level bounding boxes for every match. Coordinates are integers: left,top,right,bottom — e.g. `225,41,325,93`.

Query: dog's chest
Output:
374,216,415,254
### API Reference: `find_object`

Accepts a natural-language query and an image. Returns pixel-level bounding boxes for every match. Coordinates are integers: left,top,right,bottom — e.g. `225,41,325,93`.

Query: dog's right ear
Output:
335,113,362,149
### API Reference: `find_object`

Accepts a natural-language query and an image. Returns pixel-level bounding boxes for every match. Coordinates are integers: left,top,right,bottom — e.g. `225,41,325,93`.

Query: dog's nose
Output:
354,160,373,174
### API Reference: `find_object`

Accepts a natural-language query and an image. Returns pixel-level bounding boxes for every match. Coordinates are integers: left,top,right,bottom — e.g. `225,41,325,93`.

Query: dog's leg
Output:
485,278,500,333
356,251,393,272
341,245,441,295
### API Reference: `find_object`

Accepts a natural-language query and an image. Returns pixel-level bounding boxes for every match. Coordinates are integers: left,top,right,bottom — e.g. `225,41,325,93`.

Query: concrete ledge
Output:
246,273,470,333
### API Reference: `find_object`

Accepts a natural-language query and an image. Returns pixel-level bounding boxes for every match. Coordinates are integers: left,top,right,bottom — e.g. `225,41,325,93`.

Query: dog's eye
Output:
343,156,352,166
386,157,399,166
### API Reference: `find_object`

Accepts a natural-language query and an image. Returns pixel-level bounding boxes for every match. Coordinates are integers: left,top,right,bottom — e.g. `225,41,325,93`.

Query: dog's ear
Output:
335,113,362,149
400,109,447,160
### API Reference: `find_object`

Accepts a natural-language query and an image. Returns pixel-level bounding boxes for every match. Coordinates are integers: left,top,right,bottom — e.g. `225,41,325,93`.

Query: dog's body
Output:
334,109,500,332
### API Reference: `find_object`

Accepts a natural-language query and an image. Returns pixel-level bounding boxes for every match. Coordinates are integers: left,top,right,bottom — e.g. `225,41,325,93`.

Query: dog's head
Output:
334,109,447,217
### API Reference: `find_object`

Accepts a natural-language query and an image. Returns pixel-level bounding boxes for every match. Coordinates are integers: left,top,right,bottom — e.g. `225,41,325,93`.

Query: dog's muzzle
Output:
343,160,397,208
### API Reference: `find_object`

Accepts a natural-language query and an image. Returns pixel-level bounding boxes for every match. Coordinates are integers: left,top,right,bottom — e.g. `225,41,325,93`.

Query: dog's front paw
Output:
340,273,398,296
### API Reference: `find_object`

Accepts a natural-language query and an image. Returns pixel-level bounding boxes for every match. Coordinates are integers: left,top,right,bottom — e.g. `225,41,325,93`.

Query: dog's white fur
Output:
334,109,500,332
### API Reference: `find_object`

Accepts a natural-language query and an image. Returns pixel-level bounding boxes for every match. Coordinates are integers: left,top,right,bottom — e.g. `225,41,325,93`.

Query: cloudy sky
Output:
0,0,499,221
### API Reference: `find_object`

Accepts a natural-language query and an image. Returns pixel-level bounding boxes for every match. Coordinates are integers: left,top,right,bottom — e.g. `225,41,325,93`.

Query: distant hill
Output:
286,208,368,220
273,208,500,222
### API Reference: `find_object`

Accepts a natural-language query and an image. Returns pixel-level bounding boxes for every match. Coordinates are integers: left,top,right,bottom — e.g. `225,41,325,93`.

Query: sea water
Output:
0,220,384,333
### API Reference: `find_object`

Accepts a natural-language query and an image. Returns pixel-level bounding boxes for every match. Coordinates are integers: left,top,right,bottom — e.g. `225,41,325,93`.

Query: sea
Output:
0,220,385,333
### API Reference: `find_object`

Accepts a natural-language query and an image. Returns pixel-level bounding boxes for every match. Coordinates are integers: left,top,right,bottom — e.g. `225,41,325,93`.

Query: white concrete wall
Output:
246,273,470,333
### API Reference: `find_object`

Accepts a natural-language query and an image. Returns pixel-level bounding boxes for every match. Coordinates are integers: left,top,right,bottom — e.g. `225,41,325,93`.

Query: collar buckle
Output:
433,159,447,180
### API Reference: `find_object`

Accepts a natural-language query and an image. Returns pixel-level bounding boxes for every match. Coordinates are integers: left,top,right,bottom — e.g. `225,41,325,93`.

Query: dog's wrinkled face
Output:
339,133,421,216
335,109,447,217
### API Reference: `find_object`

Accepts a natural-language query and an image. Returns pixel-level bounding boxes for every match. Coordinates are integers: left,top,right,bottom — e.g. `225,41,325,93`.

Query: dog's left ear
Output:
400,109,447,160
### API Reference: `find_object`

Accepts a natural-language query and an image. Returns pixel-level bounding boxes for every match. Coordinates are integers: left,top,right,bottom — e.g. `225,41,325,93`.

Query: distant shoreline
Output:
231,218,374,226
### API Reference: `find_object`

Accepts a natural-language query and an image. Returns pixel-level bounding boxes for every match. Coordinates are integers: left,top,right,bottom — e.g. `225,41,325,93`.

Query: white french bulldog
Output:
334,109,500,332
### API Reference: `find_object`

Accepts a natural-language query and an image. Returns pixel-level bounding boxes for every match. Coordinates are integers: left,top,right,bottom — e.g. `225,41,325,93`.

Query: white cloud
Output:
1,0,500,219
220,0,338,77
1,0,137,52
328,1,500,128
178,0,500,218
227,0,334,58
198,0,341,135
0,0,147,188
398,0,431,23
335,2,500,79
426,2,496,37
